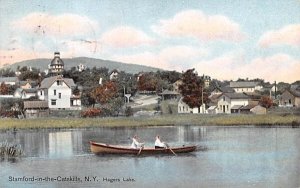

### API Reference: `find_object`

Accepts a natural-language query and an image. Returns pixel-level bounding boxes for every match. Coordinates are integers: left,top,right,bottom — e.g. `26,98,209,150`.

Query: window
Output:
223,96,225,101
40,91,42,95
54,90,56,95
51,99,56,105
57,80,62,86
59,93,61,99
227,105,229,111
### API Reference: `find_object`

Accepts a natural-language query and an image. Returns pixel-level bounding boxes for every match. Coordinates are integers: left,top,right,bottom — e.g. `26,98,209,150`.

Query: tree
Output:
0,82,9,95
137,73,158,91
0,98,24,117
109,97,125,116
179,69,209,108
259,96,273,108
0,68,15,77
91,81,118,105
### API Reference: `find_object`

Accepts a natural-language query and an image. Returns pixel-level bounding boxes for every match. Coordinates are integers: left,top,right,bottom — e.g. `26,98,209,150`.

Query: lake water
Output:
0,126,299,188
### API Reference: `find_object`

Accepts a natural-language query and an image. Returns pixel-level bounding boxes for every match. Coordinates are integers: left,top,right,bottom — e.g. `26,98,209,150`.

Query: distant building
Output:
178,97,206,114
14,88,37,99
201,75,211,88
229,81,262,93
250,105,267,114
0,77,19,85
178,98,194,114
210,86,234,96
24,101,49,118
38,75,81,110
279,85,300,108
216,93,250,114
48,52,64,76
173,79,183,93
109,69,119,80
18,80,38,89
77,63,87,72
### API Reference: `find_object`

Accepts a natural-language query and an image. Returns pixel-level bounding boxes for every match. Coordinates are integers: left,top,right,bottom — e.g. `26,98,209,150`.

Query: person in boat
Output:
155,135,168,149
131,135,144,149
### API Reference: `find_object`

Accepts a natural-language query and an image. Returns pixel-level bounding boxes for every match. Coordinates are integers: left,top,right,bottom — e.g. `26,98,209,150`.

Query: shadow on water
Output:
0,156,21,163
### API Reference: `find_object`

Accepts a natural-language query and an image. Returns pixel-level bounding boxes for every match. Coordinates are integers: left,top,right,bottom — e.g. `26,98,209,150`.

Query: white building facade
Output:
38,76,81,110
217,93,249,114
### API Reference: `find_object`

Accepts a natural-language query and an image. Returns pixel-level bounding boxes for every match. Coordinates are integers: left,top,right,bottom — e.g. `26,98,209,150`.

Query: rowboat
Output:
90,141,197,155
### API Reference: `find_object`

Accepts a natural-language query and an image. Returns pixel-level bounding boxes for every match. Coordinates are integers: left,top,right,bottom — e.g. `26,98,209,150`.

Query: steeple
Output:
48,52,64,76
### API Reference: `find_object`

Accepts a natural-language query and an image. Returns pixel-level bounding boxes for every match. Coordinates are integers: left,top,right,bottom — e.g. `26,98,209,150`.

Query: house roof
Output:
39,76,75,89
0,77,19,83
230,81,259,88
207,106,217,110
220,86,235,92
290,84,300,90
50,52,64,66
213,86,234,93
19,80,37,86
23,88,37,93
231,105,243,110
220,92,250,99
24,101,48,109
241,104,257,110
288,88,300,97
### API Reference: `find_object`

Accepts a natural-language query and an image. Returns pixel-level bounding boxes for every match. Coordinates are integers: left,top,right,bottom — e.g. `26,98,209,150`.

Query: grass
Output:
0,114,299,130
0,141,23,158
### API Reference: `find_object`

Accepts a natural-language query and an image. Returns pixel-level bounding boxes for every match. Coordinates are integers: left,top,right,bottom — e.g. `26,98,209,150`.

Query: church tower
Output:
48,52,64,76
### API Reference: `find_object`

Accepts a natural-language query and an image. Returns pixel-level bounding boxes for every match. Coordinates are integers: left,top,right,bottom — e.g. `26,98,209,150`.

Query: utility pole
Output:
274,81,277,99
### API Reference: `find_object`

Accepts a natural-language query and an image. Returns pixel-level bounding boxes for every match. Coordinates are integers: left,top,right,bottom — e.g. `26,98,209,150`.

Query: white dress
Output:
131,138,144,148
155,138,166,148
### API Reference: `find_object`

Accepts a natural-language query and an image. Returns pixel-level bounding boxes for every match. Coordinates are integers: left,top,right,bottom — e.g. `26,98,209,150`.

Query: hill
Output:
4,57,161,74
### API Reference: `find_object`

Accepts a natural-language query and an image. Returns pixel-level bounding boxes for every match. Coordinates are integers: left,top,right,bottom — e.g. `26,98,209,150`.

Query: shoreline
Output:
0,114,299,130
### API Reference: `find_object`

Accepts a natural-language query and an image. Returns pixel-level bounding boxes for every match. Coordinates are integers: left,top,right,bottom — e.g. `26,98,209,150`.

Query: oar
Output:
165,143,177,156
137,147,143,155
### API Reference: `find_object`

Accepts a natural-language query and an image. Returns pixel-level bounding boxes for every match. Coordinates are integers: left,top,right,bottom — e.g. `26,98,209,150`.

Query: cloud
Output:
111,51,168,69
12,12,99,38
152,10,245,42
194,53,300,83
60,39,99,57
100,26,154,48
258,24,300,48
159,45,208,63
111,45,208,71
244,54,300,83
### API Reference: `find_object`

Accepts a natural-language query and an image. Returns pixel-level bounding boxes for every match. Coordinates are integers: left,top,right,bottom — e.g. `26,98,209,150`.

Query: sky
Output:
0,0,300,83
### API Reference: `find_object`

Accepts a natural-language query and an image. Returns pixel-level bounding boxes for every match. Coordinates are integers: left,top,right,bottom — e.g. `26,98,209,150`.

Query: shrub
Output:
81,108,101,118
125,106,133,117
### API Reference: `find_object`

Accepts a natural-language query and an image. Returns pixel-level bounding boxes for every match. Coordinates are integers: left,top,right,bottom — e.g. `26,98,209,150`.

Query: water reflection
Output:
0,126,205,158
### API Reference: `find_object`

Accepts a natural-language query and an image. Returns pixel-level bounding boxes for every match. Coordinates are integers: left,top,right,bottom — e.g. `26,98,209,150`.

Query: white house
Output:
178,97,206,114
109,69,119,80
229,81,262,93
173,79,183,93
14,88,37,99
77,63,87,72
38,75,81,110
217,93,250,114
